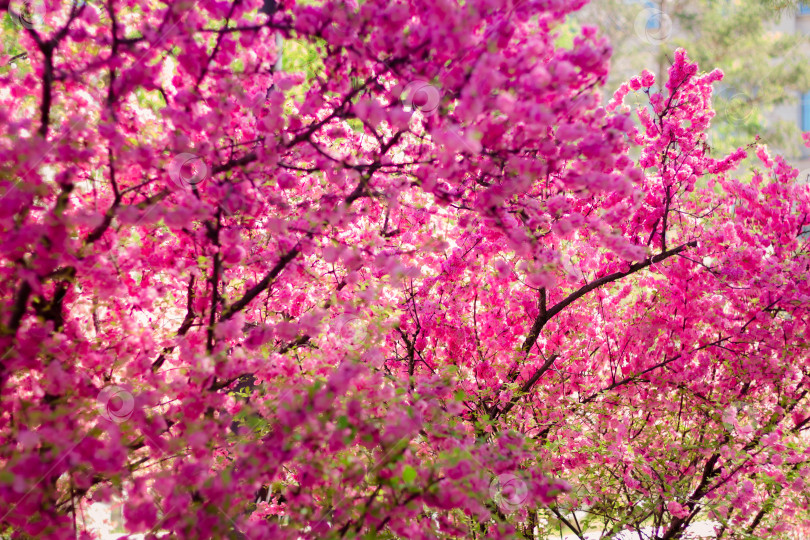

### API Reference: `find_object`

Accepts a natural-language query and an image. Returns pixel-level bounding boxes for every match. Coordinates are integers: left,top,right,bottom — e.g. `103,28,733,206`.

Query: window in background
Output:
802,92,810,132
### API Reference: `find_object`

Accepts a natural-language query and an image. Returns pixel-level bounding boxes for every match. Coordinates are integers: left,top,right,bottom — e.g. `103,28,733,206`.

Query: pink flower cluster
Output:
0,0,809,539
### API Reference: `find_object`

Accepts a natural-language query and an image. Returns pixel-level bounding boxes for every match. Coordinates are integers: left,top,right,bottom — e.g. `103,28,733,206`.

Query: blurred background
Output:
570,0,810,175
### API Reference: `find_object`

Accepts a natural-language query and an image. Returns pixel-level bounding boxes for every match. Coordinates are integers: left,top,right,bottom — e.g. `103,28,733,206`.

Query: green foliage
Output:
400,465,417,484
574,0,810,157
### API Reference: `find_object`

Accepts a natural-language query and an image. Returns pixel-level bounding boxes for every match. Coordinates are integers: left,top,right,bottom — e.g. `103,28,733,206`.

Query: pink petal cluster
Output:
0,0,809,539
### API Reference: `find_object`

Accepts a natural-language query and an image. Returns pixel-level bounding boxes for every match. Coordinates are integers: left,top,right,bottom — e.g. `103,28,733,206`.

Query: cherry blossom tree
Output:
0,0,809,538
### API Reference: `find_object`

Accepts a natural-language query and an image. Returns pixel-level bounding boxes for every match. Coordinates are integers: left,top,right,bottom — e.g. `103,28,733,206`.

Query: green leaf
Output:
401,465,417,484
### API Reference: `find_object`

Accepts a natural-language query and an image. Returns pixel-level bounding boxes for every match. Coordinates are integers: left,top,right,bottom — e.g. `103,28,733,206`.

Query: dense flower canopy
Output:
1,0,809,538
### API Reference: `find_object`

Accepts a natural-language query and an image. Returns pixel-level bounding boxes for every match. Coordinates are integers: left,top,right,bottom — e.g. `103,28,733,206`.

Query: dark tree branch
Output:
219,248,300,321
492,354,560,420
